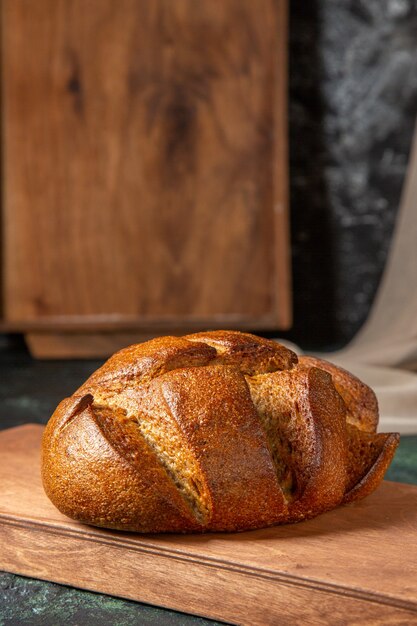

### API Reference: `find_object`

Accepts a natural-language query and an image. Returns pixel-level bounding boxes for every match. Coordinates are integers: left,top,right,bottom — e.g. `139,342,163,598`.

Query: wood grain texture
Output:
24,331,179,359
1,424,416,625
2,0,290,334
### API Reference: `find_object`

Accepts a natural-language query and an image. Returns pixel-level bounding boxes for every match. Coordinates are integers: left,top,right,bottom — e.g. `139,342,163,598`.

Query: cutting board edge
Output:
1,507,417,615
1,516,417,626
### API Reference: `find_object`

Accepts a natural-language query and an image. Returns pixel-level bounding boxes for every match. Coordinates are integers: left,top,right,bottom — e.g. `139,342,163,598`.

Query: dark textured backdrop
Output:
285,0,417,350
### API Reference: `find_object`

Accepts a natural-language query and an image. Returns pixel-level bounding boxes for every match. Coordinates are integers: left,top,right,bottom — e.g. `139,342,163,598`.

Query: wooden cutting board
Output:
1,425,416,625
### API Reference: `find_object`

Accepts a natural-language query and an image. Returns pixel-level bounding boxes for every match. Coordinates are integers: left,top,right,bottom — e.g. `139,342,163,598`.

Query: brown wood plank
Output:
0,424,416,624
2,0,290,332
24,331,177,359
0,311,281,333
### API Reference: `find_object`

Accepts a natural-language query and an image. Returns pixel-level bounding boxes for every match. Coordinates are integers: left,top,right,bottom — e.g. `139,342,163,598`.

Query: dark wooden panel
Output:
3,0,290,330
1,425,417,625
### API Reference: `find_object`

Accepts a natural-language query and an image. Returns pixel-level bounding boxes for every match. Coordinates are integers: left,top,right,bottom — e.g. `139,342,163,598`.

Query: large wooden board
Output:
2,0,290,337
1,424,416,625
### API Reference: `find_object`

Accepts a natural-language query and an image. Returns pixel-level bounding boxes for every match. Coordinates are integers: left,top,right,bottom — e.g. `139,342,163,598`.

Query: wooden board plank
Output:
0,425,416,624
2,0,290,332
24,331,184,359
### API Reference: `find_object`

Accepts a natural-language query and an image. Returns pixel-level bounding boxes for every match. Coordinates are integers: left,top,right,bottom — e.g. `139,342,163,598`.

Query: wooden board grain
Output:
1,426,416,625
2,0,291,336
24,331,186,359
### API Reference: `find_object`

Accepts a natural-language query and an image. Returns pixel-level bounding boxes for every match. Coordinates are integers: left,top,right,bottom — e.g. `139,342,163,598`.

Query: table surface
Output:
1,337,416,626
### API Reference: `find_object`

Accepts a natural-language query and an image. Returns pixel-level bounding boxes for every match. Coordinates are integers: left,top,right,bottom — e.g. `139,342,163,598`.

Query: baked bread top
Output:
41,331,399,533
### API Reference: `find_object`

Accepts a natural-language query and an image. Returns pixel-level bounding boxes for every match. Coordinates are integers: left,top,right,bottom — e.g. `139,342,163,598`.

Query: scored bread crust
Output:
42,331,399,533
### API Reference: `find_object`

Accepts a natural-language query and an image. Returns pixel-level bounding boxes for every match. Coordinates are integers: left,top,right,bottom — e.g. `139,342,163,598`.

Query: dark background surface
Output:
286,0,417,349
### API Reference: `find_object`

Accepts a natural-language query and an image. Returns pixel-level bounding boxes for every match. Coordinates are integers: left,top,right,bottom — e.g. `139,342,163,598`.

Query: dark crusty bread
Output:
41,331,399,533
